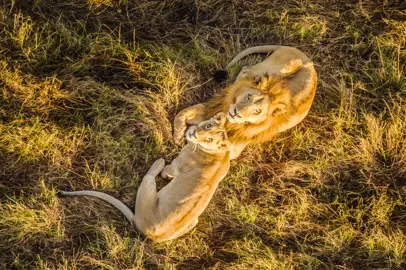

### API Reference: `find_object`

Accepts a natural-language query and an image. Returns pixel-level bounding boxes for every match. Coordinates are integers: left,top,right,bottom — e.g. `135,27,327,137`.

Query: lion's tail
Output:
58,190,135,224
214,45,284,82
226,45,283,69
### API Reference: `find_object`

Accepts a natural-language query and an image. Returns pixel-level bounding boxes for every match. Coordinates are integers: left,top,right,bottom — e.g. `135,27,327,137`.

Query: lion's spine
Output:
59,190,134,224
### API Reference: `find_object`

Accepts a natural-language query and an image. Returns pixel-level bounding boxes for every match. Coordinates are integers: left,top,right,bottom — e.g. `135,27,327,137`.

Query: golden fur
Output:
60,113,230,242
173,46,317,159
206,76,294,143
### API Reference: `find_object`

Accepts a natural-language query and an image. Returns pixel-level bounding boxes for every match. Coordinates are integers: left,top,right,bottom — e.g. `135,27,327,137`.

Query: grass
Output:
0,0,405,269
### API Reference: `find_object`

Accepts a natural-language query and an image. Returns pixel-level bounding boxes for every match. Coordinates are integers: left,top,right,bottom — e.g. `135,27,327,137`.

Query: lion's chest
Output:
172,146,203,175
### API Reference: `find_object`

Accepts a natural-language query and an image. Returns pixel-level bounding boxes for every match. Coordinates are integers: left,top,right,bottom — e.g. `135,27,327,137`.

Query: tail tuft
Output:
57,187,72,197
213,70,228,82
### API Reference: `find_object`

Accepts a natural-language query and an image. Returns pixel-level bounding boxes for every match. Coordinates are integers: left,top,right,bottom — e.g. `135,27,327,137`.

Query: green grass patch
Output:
0,1,405,269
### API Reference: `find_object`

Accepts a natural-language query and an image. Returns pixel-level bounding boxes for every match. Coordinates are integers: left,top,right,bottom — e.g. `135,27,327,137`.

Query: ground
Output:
0,0,405,269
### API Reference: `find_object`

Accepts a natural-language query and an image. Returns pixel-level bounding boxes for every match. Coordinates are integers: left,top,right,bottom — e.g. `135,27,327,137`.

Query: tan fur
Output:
60,113,230,242
135,113,230,242
174,46,317,159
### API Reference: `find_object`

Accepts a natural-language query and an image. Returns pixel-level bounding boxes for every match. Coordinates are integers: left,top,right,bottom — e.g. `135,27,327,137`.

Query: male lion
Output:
174,45,317,159
59,113,230,242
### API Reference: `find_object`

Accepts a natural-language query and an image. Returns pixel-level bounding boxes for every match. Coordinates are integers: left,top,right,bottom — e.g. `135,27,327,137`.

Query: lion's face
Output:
227,88,271,124
186,112,230,151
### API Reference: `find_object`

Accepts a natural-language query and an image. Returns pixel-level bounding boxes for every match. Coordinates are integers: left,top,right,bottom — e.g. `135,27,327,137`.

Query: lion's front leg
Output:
173,103,207,144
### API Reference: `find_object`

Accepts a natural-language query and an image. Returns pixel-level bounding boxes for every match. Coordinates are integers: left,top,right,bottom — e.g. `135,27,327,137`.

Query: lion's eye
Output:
207,138,213,143
255,109,262,114
247,94,252,101
206,123,212,129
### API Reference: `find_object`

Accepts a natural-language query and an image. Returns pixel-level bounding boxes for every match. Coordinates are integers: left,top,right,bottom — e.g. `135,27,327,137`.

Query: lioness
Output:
59,113,230,242
174,45,317,159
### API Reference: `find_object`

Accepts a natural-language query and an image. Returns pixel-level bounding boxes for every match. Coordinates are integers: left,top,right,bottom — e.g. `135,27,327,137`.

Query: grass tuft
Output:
0,0,405,269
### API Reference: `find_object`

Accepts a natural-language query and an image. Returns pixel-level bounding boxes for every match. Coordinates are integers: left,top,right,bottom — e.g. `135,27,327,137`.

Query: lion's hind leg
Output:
163,218,199,241
146,158,165,177
135,158,166,234
135,158,165,211
236,66,251,81
265,47,312,77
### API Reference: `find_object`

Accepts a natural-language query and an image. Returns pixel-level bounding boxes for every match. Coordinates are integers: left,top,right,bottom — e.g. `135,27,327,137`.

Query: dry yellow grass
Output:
0,0,405,269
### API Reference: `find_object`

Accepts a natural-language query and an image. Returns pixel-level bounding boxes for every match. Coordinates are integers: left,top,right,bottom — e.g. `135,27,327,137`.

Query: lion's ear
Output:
271,103,287,117
218,140,230,151
253,73,271,91
214,112,227,127
252,75,262,85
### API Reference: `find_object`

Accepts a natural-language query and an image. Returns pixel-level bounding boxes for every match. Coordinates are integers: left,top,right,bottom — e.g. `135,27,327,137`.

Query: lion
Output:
174,45,317,159
59,113,230,242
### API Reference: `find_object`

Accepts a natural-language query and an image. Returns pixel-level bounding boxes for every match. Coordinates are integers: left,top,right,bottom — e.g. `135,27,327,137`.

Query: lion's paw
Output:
161,165,174,180
147,158,165,176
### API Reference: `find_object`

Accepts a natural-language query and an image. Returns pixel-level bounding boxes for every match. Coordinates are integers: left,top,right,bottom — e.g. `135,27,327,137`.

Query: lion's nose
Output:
234,107,242,118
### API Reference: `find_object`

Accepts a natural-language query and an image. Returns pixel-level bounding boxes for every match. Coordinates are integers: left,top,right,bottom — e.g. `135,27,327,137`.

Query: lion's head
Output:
186,112,230,151
226,76,290,124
